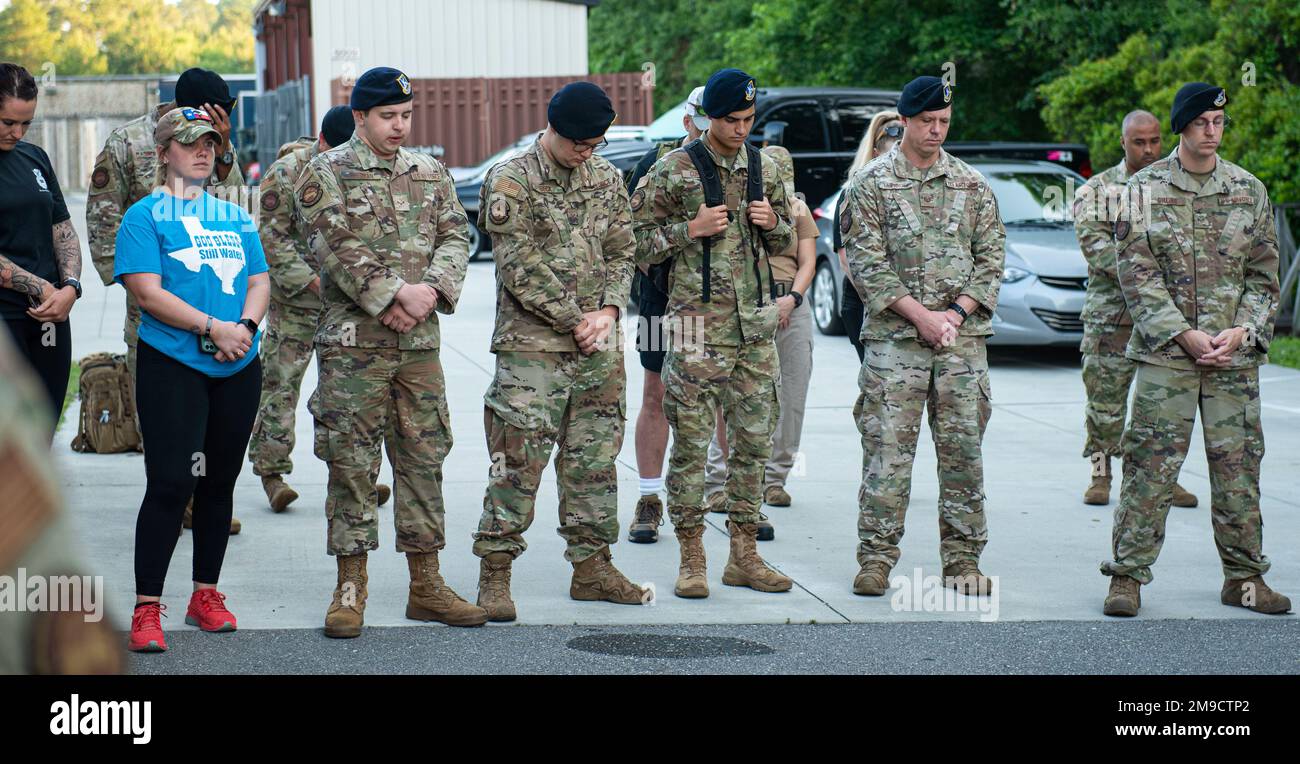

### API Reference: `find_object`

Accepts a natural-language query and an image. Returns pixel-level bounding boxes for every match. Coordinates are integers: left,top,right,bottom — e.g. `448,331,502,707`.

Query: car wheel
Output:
467,220,487,262
811,259,845,336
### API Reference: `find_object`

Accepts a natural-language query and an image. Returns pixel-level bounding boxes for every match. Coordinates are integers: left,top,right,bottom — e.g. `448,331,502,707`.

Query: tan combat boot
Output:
571,548,647,604
377,483,391,506
477,552,517,622
405,552,488,627
943,561,995,596
324,554,368,638
674,525,709,598
853,561,892,596
1083,475,1111,505
764,485,792,507
262,474,299,513
627,494,664,544
1171,483,1198,508
1103,575,1141,617
1221,575,1292,614
722,521,792,592
181,497,241,535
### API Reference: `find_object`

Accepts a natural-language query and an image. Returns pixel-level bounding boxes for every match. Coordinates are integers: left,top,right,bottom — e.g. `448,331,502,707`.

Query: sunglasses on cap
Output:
879,124,904,139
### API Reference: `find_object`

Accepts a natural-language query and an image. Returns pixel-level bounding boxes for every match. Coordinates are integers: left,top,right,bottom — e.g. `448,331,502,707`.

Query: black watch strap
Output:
60,278,82,299
790,290,803,308
947,302,968,320
239,318,259,335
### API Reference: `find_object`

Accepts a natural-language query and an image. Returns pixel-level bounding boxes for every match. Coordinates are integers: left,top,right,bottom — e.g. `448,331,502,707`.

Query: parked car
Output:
454,134,656,261
647,87,902,205
810,156,1089,346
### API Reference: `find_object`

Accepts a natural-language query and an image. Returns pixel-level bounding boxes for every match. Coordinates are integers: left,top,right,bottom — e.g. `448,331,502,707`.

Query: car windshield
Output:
984,170,1079,224
646,100,689,141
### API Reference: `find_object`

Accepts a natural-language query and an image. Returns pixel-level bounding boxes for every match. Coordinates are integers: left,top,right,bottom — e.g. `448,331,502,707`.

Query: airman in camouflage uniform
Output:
86,71,245,378
0,329,122,674
1073,110,1196,508
1101,83,1290,617
633,68,795,599
842,76,1005,598
472,82,645,621
247,109,390,514
86,70,245,535
295,67,485,636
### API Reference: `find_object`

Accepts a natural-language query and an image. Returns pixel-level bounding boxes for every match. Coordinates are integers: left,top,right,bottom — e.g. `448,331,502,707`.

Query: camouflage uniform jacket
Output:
1117,148,1279,370
295,136,469,350
258,138,322,309
479,137,636,353
1073,160,1133,332
632,134,795,347
86,101,246,286
842,145,1005,341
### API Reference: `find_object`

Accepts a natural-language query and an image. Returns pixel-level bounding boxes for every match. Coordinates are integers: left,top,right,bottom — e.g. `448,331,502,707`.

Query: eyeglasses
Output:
1190,115,1231,131
571,137,608,154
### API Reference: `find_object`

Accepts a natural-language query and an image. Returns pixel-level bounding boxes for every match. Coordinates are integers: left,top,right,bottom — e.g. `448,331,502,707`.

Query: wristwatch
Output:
790,290,804,308
59,278,82,299
947,302,969,321
219,150,235,166
238,318,259,336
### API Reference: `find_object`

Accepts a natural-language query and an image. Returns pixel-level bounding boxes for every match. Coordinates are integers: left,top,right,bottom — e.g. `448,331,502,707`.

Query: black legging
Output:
3,317,71,436
840,276,865,363
134,339,261,597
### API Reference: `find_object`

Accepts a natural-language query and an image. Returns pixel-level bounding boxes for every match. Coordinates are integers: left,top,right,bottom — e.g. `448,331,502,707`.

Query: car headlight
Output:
1002,266,1032,284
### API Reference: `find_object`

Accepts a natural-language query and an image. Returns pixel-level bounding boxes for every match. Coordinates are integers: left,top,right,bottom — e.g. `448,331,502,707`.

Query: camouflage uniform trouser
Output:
125,291,142,378
1080,324,1136,460
309,345,452,556
247,300,318,476
472,350,626,563
1100,363,1270,584
855,335,992,569
662,340,780,529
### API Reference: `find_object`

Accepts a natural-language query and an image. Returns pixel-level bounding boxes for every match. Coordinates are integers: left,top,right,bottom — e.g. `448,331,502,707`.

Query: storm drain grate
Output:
566,633,775,659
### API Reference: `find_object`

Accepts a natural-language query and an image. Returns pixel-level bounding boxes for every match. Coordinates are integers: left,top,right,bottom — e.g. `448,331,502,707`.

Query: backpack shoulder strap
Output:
684,139,724,208
745,144,764,203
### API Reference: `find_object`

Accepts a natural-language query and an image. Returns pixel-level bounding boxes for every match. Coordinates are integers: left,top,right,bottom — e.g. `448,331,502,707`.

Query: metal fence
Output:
254,76,312,167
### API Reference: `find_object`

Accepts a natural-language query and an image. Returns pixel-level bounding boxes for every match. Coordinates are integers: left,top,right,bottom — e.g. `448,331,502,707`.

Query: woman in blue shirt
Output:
115,107,269,652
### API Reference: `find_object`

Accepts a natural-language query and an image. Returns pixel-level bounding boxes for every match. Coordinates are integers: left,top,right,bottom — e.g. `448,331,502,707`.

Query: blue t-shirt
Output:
114,190,267,377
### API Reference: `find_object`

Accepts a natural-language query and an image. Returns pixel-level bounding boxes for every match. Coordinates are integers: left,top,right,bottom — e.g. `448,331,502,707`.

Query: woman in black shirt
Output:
0,63,83,435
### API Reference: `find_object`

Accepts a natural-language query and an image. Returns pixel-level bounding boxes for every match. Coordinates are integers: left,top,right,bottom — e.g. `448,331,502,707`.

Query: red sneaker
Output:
128,602,168,652
185,589,238,632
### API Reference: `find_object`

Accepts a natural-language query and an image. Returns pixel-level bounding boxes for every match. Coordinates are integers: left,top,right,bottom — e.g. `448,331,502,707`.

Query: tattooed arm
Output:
0,252,54,303
53,220,83,283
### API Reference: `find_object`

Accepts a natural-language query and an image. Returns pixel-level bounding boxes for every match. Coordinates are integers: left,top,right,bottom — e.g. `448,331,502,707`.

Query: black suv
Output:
740,87,902,204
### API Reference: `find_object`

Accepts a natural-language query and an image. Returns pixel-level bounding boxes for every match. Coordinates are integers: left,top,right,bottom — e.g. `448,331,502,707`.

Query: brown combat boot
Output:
405,552,488,627
377,483,391,506
571,548,647,605
628,494,664,544
324,554,368,638
181,497,240,535
1221,575,1292,614
674,525,709,598
477,552,517,622
1083,475,1111,505
853,561,892,596
1103,575,1141,617
1171,483,1198,508
722,521,792,592
944,561,995,596
262,474,299,513
764,485,792,507
705,491,727,514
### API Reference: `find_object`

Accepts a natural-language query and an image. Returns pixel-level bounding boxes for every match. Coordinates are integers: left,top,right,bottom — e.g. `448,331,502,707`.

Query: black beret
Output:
897,75,952,117
547,81,616,140
350,67,414,112
320,105,355,148
175,68,235,113
1171,82,1227,134
701,68,757,119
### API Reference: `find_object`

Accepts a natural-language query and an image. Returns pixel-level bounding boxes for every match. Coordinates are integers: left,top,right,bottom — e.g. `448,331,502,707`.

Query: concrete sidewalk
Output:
56,194,1300,634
